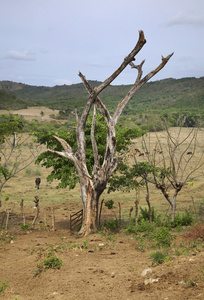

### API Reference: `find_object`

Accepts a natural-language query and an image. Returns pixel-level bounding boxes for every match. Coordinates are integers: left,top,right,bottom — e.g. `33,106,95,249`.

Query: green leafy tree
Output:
36,114,143,190
108,159,155,223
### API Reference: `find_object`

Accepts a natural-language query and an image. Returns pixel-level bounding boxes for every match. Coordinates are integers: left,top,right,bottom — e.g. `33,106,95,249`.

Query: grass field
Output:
1,124,204,224
0,106,60,122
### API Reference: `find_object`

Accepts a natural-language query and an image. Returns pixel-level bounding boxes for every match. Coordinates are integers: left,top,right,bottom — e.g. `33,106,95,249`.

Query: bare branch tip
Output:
138,30,146,44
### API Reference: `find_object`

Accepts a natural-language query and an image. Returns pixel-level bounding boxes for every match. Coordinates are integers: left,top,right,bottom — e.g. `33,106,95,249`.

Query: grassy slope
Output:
1,128,204,221
0,77,203,114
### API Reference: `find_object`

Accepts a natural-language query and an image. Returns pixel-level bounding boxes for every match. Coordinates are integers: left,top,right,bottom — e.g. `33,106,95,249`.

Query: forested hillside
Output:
0,90,29,109
0,77,203,128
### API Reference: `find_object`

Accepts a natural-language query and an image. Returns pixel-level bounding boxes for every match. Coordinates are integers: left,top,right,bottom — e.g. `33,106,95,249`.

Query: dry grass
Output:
1,127,204,221
0,106,61,122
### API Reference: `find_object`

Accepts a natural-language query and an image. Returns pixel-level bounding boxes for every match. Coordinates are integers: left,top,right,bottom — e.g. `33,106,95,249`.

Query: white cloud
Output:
165,12,204,27
5,50,35,61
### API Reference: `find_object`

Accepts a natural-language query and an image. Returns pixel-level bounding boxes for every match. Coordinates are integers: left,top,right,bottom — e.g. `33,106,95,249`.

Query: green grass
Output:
0,281,9,294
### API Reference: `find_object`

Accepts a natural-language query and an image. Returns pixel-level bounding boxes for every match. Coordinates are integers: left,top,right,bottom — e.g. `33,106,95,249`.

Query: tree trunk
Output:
145,180,152,223
79,179,104,236
170,196,177,222
83,182,98,235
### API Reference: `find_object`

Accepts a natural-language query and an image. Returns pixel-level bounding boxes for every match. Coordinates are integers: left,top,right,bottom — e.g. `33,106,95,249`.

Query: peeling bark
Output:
50,31,173,235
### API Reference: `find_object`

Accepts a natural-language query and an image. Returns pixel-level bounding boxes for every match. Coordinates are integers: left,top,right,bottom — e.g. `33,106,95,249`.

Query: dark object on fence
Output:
70,209,83,232
118,202,121,225
129,207,133,223
32,196,40,227
0,211,7,229
0,210,9,230
35,178,41,189
20,199,26,226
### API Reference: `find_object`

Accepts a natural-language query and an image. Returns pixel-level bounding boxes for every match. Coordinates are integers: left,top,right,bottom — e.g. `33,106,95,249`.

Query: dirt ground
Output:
0,203,204,300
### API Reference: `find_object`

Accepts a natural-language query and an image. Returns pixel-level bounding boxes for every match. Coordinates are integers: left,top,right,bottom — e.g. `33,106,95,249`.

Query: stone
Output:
141,267,152,277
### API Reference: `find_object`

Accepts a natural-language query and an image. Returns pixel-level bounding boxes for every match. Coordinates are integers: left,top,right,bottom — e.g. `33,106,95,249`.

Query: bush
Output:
34,255,62,277
103,219,120,231
154,227,173,247
126,219,156,236
138,207,161,225
21,223,31,230
149,251,168,266
43,256,62,270
164,211,194,228
105,200,114,209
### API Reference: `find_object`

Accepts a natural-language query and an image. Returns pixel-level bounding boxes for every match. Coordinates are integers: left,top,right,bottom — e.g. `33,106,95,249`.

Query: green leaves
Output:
35,114,144,191
0,114,24,142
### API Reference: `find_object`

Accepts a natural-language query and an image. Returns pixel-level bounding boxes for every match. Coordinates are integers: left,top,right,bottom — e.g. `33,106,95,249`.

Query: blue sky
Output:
0,0,204,86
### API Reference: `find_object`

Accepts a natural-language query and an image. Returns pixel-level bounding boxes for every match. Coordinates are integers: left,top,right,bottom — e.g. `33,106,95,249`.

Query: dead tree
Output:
49,31,173,235
138,125,204,221
0,133,41,202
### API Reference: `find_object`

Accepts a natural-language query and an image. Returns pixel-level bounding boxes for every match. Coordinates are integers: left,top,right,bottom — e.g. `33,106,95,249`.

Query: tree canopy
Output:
35,114,144,190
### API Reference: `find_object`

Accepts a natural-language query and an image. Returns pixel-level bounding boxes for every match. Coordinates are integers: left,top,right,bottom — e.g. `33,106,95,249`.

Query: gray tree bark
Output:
50,31,173,235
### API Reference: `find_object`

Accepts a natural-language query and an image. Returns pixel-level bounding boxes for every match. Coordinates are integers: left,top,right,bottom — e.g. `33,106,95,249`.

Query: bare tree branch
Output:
91,104,100,168
94,30,146,95
113,53,174,124
78,71,112,124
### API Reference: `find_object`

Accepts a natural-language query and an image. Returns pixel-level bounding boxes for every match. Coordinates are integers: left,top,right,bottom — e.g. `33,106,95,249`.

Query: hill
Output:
0,77,204,120
0,89,30,110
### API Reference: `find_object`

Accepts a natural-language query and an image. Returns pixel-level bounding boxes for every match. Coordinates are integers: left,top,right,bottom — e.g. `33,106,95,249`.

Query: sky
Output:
0,0,204,87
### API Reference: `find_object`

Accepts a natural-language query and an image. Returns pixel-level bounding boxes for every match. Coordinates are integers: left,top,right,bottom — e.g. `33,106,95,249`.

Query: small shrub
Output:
83,240,88,250
20,223,31,230
135,237,148,252
138,207,161,225
43,255,62,270
149,251,167,266
164,211,194,228
186,280,198,287
34,255,62,277
103,219,120,231
126,219,156,236
154,227,173,248
4,195,9,202
105,200,114,209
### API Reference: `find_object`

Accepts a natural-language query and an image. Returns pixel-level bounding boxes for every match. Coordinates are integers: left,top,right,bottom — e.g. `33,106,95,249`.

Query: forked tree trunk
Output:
49,31,173,235
160,190,177,222
79,180,106,236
